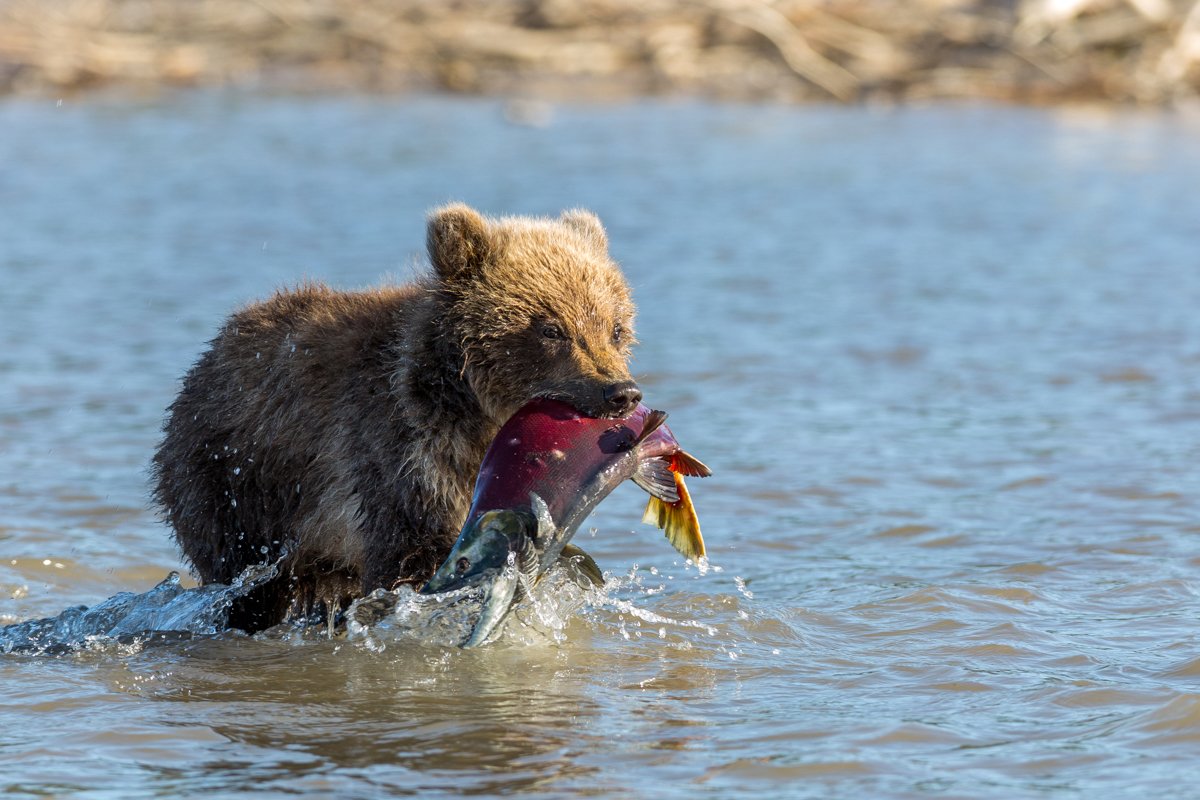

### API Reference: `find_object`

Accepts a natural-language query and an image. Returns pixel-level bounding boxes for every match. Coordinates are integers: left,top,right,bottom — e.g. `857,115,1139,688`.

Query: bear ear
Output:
427,203,491,283
560,209,608,252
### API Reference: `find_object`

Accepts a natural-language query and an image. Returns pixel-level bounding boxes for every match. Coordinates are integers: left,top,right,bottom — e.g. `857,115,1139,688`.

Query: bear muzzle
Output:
602,380,642,417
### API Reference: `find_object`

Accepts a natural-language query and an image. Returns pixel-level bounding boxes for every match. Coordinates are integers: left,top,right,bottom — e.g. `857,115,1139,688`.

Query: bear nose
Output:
602,381,642,415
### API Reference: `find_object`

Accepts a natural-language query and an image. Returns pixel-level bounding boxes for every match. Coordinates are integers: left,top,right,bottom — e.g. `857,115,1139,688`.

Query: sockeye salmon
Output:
421,398,711,647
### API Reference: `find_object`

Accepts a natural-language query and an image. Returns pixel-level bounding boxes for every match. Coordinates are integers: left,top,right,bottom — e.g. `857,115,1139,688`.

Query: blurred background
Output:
2,0,1200,104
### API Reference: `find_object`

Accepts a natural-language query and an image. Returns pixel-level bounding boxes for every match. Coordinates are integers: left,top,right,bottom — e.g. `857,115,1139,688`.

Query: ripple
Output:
1127,695,1200,747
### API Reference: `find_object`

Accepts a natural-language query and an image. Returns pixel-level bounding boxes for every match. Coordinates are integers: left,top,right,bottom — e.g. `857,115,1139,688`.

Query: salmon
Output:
420,398,711,646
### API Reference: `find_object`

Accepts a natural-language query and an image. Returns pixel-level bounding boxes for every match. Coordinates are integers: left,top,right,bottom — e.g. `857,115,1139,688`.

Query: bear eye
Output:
612,323,624,344
540,323,565,340
455,557,470,574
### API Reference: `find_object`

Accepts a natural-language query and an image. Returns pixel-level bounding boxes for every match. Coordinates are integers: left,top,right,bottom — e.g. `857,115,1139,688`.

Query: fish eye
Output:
541,323,565,340
455,557,470,574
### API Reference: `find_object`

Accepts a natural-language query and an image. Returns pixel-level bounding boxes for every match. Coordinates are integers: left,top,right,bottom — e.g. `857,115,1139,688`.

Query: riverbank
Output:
2,1,1200,105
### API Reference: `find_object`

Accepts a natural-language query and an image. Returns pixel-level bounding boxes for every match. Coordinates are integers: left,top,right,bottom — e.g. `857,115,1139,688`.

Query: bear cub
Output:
152,204,640,631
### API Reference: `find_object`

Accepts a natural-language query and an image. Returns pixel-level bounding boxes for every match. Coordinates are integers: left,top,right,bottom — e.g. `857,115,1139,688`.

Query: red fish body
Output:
466,398,710,564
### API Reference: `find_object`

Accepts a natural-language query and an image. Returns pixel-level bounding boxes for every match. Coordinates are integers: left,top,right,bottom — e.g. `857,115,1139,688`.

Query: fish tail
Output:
642,472,706,560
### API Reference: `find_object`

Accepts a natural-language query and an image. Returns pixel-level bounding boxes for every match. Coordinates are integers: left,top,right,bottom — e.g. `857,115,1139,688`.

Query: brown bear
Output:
152,204,641,632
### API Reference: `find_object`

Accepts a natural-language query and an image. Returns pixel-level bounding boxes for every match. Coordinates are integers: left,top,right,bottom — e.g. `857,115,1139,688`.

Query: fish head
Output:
422,509,534,596
421,497,556,647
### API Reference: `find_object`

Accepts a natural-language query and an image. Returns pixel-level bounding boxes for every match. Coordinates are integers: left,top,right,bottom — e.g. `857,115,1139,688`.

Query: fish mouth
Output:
421,507,542,648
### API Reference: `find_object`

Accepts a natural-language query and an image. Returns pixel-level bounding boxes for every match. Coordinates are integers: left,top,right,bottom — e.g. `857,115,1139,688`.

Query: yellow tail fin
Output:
642,472,706,560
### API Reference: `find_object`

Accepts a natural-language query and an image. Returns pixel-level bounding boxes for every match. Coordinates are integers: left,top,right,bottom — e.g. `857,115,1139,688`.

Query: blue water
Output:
3,94,1200,798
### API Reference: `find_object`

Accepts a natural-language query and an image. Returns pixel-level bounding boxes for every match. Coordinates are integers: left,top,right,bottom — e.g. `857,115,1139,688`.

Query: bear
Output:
151,204,641,632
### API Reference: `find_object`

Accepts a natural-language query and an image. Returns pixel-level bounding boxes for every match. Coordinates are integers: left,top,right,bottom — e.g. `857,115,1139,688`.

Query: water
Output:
3,93,1200,797
0,568,251,656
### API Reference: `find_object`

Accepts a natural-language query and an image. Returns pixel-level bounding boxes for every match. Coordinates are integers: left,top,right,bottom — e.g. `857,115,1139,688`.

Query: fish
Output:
418,500,551,648
420,398,711,646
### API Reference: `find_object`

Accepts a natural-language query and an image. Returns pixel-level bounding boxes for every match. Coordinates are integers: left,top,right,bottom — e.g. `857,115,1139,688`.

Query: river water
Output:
2,94,1200,798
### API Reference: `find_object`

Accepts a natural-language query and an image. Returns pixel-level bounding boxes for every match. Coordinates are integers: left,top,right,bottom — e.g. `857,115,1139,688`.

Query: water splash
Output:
344,560,743,653
344,560,596,650
345,584,488,651
0,560,279,655
2,556,744,657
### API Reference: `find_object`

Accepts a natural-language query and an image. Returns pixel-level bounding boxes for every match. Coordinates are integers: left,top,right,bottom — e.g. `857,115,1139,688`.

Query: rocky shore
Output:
2,0,1199,104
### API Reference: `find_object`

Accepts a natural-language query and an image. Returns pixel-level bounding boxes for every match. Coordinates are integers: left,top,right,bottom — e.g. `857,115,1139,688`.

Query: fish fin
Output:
641,472,706,560
669,449,713,478
632,457,680,502
558,544,605,588
632,409,669,446
517,531,539,586
529,492,557,544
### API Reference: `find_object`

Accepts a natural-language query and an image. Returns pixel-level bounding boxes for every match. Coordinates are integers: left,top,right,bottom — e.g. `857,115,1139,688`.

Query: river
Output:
2,93,1200,798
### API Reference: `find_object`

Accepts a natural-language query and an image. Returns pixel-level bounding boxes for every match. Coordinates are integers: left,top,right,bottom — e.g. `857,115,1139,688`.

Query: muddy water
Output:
3,95,1200,797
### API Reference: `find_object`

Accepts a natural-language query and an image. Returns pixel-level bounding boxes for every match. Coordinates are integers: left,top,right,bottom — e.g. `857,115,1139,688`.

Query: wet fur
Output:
152,205,637,631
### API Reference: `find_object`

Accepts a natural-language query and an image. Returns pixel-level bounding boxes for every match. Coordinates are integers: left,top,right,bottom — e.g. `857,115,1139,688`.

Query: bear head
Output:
427,203,640,423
